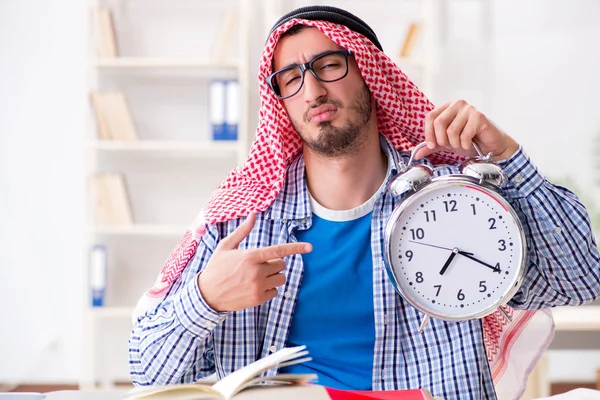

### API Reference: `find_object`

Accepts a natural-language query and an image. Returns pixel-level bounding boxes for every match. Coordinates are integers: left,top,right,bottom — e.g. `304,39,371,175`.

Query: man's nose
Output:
302,71,327,104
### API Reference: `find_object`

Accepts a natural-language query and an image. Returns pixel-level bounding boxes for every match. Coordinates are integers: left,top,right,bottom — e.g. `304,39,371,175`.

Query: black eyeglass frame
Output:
266,49,354,100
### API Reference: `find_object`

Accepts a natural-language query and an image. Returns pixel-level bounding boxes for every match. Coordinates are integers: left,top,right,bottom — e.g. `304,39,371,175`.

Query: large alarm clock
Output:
384,142,527,331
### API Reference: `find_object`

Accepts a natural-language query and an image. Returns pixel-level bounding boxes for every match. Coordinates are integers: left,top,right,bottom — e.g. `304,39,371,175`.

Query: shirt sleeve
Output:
128,224,229,386
423,146,600,309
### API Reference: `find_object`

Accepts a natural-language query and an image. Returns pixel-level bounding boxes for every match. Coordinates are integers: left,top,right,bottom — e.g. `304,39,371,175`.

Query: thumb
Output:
219,213,257,250
413,142,438,160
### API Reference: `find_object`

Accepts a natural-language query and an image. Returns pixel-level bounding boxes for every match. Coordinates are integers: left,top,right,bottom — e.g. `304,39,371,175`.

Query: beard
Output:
293,84,373,158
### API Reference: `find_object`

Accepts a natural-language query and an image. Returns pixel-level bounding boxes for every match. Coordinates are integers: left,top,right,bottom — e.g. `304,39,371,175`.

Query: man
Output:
128,6,600,399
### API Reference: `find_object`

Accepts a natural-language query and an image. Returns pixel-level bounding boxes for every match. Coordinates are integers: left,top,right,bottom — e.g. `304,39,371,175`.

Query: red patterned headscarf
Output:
134,12,553,400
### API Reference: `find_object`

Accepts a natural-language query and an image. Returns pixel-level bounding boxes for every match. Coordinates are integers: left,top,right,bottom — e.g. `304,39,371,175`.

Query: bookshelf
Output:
82,0,252,389
90,58,240,69
90,140,240,158
92,224,189,237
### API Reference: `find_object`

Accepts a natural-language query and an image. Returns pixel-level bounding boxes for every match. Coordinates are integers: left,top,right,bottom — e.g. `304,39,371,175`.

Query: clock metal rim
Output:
383,174,528,321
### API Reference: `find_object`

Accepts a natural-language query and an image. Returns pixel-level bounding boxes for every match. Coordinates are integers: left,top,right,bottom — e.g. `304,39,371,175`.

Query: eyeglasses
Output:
266,49,353,100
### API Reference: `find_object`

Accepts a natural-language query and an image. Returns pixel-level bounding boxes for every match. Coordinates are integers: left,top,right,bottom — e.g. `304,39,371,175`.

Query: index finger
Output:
249,242,312,262
424,102,451,150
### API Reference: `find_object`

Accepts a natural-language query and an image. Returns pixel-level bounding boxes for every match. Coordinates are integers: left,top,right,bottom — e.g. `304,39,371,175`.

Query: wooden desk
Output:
37,386,433,400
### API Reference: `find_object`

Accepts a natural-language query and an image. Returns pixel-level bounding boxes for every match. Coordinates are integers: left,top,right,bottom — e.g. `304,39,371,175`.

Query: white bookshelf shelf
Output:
552,305,600,331
87,306,134,319
91,140,239,156
90,57,239,69
90,58,240,79
394,58,427,69
94,224,188,237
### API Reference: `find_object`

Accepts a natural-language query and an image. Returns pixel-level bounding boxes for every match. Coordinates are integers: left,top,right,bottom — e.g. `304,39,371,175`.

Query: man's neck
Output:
303,133,388,211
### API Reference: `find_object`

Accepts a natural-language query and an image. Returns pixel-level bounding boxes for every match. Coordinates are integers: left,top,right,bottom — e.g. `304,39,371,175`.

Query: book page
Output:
230,373,317,398
211,346,309,399
124,347,312,400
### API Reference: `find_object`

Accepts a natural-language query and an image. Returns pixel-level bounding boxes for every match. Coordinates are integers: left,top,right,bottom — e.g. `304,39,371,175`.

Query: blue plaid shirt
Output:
129,136,600,399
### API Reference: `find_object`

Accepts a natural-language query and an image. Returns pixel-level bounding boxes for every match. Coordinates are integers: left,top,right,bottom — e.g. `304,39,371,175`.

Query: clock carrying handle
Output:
407,141,492,169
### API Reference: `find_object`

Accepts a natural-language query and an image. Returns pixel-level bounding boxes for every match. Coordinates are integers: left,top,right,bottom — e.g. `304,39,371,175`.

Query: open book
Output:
125,346,316,400
125,345,439,400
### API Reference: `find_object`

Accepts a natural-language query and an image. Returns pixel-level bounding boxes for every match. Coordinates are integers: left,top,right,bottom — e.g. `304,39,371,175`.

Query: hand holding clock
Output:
413,99,520,162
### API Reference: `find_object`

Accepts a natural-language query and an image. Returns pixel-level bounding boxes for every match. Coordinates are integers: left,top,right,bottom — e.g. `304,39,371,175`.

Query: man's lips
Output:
307,104,338,122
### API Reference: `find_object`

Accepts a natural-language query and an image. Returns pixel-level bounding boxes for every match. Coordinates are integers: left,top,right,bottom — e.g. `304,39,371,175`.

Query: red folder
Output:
325,387,435,400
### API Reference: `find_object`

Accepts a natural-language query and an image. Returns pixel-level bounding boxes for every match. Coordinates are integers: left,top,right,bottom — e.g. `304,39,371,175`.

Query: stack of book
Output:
93,7,118,58
90,91,138,141
89,173,133,227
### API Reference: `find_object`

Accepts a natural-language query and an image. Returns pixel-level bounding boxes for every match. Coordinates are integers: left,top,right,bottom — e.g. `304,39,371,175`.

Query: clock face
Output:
385,177,526,320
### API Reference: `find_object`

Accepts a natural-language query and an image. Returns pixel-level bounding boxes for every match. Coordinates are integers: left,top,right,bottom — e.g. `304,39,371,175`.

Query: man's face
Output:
272,27,375,158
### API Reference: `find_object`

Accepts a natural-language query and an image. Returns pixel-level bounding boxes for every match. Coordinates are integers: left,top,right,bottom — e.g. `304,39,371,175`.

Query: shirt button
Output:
513,174,523,183
300,218,307,224
281,219,287,224
284,291,291,298
555,226,562,234
269,346,277,353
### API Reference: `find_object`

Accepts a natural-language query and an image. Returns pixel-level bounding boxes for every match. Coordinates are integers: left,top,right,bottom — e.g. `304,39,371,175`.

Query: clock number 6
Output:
457,289,465,301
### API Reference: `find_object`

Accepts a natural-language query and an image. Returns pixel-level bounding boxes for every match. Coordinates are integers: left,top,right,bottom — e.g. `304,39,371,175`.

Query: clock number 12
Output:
443,200,458,212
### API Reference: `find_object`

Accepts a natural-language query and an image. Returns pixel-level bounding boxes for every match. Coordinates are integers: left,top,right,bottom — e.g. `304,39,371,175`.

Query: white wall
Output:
0,0,87,383
426,0,600,190
0,0,599,384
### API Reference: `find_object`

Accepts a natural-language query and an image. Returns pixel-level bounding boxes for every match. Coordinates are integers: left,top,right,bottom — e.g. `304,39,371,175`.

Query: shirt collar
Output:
267,134,405,221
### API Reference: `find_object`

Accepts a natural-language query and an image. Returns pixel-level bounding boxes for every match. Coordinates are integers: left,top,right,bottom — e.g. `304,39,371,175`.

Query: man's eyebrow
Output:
276,49,341,71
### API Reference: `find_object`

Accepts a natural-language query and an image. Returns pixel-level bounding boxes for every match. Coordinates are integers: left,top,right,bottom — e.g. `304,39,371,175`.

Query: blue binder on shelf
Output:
210,79,239,141
224,79,239,141
210,80,228,141
89,244,107,307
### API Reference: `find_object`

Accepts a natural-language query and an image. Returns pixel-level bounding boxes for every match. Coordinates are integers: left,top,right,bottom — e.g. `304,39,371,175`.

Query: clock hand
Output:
457,251,500,272
408,240,473,256
408,240,453,252
439,248,458,275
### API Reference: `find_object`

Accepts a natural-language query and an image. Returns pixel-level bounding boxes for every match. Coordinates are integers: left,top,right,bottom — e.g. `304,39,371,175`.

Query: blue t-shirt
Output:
281,196,378,390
